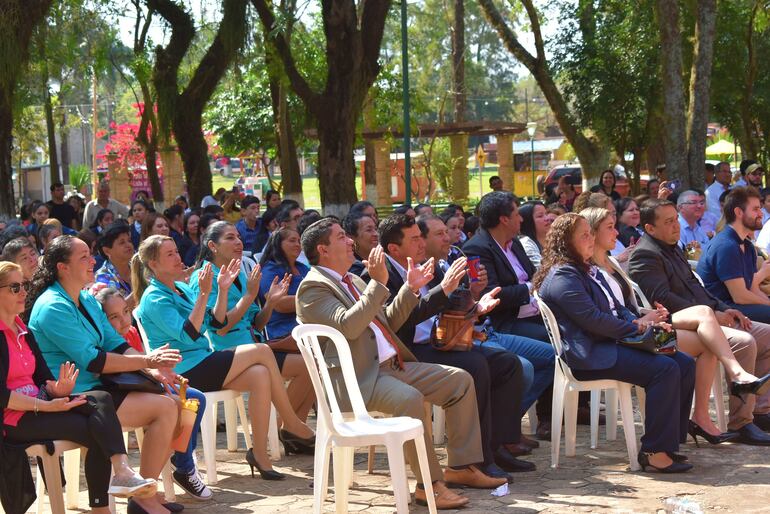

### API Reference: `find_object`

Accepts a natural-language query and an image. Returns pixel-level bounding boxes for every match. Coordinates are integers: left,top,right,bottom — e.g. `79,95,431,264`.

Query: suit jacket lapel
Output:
484,230,517,277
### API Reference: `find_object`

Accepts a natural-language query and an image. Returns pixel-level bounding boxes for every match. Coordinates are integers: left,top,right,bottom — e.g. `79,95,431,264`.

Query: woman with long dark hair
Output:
134,235,315,480
181,209,202,266
258,228,310,338
130,200,149,249
140,212,170,243
89,209,115,236
26,236,181,513
518,201,552,269
190,221,315,422
590,170,621,201
534,213,696,473
342,212,378,276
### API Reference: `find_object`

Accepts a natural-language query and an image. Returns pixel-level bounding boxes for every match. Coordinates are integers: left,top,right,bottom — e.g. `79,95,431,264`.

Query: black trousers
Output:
4,390,127,508
408,343,524,466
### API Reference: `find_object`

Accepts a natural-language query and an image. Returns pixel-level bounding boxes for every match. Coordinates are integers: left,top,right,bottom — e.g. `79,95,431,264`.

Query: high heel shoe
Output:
687,420,739,447
279,429,315,455
730,373,770,403
666,451,688,463
245,449,286,480
637,451,693,473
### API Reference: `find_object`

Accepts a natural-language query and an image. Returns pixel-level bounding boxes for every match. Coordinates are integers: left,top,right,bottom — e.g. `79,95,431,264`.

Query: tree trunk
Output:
739,2,760,161
59,107,70,183
38,27,59,186
452,0,466,122
685,0,717,188
362,96,378,204
136,82,163,201
0,0,54,215
655,0,688,186
316,108,358,217
276,84,302,203
173,106,211,206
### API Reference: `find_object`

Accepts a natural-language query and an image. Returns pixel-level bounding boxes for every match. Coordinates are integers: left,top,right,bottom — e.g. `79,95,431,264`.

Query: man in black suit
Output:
629,199,770,445
362,213,536,478
461,192,549,341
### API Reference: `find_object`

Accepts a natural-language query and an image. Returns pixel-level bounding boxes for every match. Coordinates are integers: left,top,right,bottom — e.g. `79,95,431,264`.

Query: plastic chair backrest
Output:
630,281,653,310
132,308,152,355
534,292,575,381
292,324,371,430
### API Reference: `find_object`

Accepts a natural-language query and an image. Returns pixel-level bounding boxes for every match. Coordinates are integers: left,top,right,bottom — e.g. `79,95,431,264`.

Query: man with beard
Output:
697,187,770,324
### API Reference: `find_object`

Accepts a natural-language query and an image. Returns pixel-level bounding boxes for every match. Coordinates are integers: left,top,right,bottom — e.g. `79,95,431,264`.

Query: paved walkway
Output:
42,416,770,513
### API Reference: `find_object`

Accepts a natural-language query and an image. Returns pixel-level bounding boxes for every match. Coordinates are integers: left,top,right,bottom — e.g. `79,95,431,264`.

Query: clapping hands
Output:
406,257,434,292
217,259,241,291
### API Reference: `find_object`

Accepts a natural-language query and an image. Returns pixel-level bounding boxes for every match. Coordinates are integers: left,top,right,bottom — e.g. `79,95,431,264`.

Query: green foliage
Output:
68,163,91,190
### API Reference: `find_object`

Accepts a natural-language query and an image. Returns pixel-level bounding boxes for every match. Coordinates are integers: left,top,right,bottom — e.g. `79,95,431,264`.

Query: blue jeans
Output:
478,329,555,416
171,387,206,474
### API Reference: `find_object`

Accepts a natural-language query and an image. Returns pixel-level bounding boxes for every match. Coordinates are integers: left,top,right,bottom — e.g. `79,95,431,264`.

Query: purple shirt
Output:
495,240,539,318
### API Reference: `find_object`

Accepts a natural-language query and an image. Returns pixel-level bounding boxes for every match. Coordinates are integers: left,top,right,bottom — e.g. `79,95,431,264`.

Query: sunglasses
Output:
0,281,31,294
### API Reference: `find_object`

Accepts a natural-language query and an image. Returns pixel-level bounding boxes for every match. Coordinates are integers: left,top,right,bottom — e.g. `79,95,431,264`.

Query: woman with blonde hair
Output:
134,235,315,480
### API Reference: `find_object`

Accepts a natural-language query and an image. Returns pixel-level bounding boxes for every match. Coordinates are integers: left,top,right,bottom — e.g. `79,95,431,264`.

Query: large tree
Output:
251,0,392,216
0,0,53,215
148,0,247,206
655,0,717,188
478,0,609,180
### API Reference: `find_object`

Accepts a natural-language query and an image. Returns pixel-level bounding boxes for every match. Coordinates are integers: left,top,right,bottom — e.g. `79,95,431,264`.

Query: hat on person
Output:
745,163,765,175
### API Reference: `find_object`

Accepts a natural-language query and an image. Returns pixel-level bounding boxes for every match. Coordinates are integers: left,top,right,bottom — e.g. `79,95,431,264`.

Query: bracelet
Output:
34,397,39,415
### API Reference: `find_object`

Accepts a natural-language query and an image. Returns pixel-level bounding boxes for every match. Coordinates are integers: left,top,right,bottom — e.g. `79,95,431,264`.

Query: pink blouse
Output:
3,317,39,427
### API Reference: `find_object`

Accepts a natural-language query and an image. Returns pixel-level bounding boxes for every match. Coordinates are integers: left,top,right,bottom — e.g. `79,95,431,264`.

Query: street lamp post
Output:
527,122,537,198
400,0,412,205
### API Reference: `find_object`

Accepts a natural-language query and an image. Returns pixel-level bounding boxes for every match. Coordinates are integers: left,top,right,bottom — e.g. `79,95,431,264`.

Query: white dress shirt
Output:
385,255,434,344
705,181,730,221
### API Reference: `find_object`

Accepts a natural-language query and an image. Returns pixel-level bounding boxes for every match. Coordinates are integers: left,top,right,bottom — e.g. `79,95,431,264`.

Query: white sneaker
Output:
108,474,157,498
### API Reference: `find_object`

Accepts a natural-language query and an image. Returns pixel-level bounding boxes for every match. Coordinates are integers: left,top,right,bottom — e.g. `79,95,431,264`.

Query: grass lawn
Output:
213,165,503,210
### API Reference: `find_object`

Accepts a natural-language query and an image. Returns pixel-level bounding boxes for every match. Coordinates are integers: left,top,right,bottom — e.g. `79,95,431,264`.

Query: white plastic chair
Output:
133,309,256,485
534,292,640,470
27,440,84,514
292,324,437,514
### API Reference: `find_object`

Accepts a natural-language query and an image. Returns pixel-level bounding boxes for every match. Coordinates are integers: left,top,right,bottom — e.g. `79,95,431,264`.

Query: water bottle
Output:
663,497,703,514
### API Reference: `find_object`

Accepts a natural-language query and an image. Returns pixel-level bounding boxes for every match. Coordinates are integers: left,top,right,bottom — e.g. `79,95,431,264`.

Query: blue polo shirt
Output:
696,225,756,304
236,219,262,250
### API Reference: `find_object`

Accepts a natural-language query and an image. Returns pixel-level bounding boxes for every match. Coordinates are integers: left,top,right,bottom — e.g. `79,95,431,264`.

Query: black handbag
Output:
619,326,677,355
101,370,165,394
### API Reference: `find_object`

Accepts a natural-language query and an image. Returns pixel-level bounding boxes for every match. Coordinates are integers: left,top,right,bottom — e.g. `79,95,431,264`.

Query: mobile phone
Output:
668,180,681,191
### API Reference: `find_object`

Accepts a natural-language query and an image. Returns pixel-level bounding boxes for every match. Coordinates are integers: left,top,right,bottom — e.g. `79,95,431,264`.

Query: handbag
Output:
619,326,677,355
431,287,482,352
101,370,165,394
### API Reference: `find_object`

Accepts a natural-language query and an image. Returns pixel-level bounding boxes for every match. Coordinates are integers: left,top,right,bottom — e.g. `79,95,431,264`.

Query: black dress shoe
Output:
494,448,536,473
482,462,514,483
503,442,532,457
753,413,770,432
735,423,770,446
577,406,606,426
536,420,551,441
637,452,693,473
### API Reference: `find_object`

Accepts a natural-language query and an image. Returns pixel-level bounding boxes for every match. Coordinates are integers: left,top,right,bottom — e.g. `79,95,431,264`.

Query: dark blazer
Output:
538,264,638,371
361,257,449,346
130,223,141,249
0,330,54,514
627,233,730,314
462,228,535,329
348,252,367,277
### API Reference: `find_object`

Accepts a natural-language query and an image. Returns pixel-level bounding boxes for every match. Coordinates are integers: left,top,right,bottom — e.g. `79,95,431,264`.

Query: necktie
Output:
341,274,404,370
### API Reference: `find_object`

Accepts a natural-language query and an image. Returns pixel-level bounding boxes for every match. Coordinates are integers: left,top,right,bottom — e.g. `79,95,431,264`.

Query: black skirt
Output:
182,350,236,392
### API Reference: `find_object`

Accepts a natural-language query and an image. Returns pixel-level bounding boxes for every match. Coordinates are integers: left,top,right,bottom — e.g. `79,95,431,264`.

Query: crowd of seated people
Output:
3,163,770,512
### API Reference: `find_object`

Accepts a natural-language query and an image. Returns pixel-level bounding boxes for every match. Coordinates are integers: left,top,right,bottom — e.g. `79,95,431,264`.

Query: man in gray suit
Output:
296,219,505,509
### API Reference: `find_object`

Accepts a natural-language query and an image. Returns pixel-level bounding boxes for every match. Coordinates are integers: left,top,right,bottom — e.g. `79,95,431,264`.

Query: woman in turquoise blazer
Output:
134,235,315,480
27,235,182,514
189,221,315,423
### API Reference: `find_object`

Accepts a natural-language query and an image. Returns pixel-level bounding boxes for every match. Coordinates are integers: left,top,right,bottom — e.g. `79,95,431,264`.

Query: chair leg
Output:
590,389,601,449
224,398,238,451
200,400,219,485
526,405,538,434
367,445,375,474
268,404,282,460
713,364,727,433
618,384,640,471
605,388,618,441
313,435,332,513
35,457,46,514
564,388,579,457
384,440,410,513
636,385,646,428
551,373,567,468
432,405,445,445
161,460,176,501
235,394,252,449
64,447,81,509
422,403,433,445
332,446,352,514
39,454,66,514
413,435,438,514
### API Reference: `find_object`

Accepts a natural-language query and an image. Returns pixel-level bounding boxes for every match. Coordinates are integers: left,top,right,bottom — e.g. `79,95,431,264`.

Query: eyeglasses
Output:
0,281,31,294
682,201,706,206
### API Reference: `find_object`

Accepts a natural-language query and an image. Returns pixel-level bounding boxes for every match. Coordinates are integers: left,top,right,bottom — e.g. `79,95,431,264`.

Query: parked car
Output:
539,164,648,198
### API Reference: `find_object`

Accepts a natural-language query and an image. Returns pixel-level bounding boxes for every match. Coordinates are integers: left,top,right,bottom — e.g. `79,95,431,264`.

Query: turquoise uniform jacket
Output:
29,282,130,392
189,261,260,351
137,278,213,374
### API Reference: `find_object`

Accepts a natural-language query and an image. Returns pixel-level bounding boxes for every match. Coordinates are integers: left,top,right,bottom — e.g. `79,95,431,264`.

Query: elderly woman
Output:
1,237,39,281
535,213,696,473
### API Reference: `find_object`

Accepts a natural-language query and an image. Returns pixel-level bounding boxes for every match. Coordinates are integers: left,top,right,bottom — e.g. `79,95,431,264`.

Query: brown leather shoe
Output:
536,420,552,440
503,442,532,457
520,434,540,449
444,465,507,489
415,481,469,509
